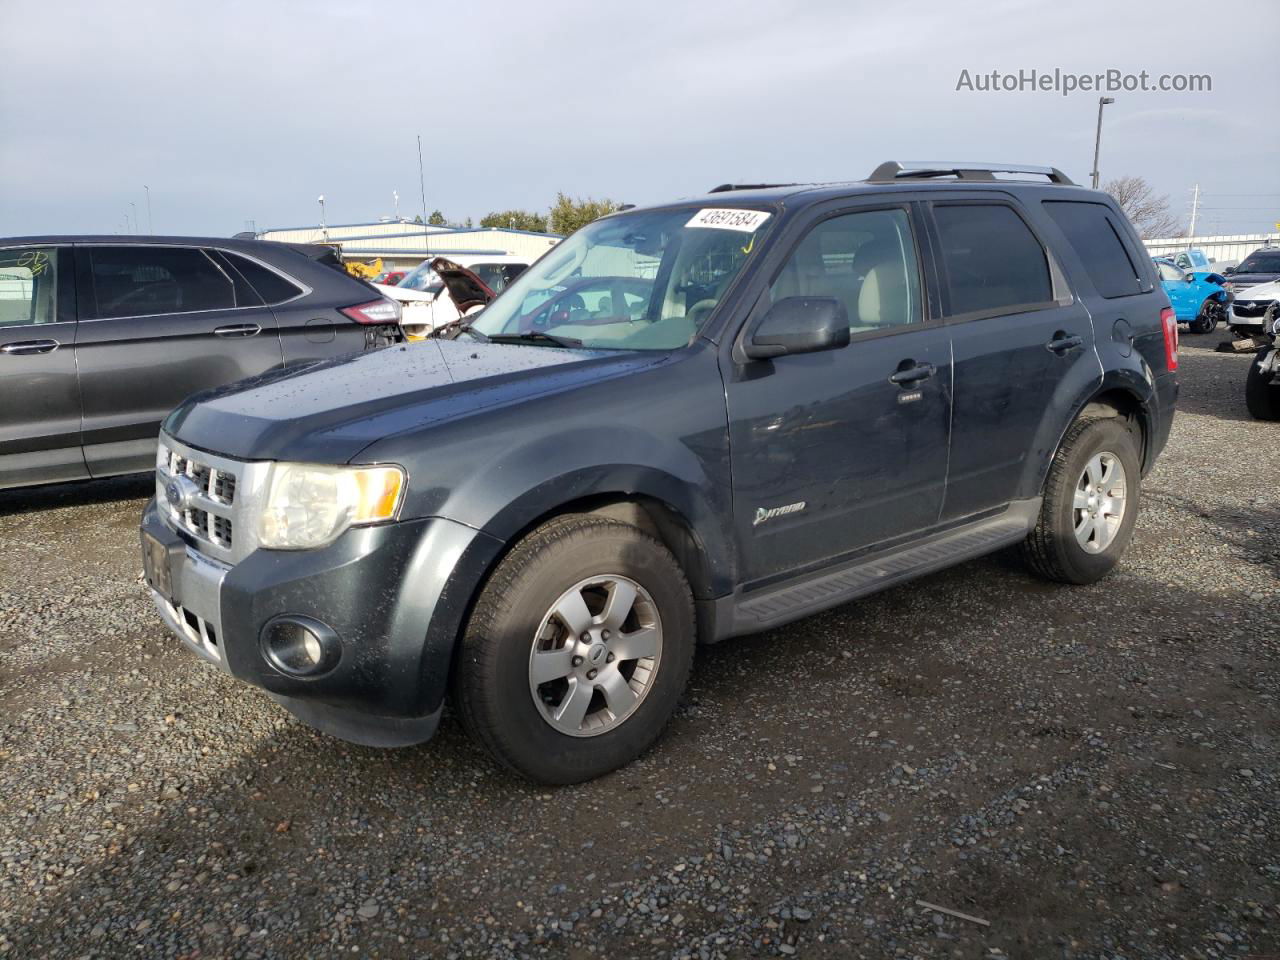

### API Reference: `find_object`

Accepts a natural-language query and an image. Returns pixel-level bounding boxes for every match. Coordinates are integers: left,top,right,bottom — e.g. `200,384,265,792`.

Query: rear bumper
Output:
1147,371,1179,475
141,499,504,745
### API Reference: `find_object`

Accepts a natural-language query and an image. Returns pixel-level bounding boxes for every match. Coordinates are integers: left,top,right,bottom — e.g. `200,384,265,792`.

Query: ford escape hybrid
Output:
141,162,1179,784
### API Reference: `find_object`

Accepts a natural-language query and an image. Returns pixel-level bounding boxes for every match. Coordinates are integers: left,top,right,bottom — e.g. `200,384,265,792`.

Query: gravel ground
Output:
1,340,1276,959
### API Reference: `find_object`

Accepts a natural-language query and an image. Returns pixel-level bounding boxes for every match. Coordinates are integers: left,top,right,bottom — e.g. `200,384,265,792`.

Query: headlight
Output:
258,463,405,550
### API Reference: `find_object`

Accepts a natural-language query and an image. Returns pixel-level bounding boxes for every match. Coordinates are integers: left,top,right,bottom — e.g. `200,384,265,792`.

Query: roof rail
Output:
708,182,798,193
867,161,1075,186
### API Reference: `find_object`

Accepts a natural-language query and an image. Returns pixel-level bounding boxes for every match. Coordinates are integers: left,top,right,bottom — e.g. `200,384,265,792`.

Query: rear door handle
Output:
1046,333,1084,354
888,361,936,386
0,339,59,355
214,323,262,338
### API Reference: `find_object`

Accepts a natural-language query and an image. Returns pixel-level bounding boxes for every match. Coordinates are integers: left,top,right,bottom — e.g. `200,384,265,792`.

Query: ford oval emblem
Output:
165,478,185,509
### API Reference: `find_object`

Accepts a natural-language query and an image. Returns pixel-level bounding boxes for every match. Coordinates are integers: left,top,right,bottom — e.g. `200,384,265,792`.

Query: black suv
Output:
140,162,1179,783
0,236,400,489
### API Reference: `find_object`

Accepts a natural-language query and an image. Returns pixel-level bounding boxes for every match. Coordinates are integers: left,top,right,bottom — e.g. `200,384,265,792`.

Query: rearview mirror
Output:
744,297,850,360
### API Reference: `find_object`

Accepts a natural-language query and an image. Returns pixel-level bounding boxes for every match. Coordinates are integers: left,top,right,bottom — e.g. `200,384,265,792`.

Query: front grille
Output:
160,595,221,661
1233,300,1273,318
157,439,246,560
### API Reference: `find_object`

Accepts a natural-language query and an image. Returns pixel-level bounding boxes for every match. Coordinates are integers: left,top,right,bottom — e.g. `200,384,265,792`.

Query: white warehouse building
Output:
256,219,562,269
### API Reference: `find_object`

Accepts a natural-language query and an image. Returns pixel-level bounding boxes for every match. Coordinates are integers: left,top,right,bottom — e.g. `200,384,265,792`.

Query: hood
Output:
430,257,495,312
1231,278,1280,301
372,281,436,304
163,340,657,463
1227,271,1280,289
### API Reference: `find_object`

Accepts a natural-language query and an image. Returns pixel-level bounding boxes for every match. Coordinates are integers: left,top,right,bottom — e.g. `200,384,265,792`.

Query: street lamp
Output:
318,195,327,240
143,185,153,233
1090,96,1115,190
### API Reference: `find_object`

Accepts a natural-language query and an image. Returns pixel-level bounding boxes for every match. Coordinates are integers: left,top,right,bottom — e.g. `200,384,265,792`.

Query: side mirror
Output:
744,297,850,360
1223,266,1235,276
1184,273,1195,283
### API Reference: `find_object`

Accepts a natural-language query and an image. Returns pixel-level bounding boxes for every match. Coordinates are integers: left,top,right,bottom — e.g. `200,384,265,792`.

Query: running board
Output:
717,500,1040,638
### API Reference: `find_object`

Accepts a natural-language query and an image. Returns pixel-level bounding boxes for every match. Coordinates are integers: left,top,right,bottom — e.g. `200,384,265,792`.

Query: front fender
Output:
457,427,736,597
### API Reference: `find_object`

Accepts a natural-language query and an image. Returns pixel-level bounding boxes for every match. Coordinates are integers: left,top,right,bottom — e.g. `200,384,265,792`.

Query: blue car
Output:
1153,257,1231,334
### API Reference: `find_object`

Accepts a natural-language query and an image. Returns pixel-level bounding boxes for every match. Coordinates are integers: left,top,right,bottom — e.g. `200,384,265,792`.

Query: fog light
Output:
260,616,341,677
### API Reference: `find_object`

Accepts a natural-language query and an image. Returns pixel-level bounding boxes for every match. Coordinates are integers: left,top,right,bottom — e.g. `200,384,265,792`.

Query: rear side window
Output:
933,204,1053,316
0,246,58,327
1043,201,1149,298
220,251,304,304
88,246,237,319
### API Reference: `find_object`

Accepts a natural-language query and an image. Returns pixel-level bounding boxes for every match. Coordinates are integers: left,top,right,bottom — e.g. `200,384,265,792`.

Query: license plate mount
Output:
143,531,176,604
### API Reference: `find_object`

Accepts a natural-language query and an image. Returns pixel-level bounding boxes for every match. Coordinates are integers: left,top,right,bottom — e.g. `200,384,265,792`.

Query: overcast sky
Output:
2,0,1277,238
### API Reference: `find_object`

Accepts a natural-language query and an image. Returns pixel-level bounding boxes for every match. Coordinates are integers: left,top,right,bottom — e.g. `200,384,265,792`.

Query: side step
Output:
725,501,1039,636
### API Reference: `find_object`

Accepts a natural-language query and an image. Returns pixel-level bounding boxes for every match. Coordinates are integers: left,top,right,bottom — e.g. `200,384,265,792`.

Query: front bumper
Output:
140,498,504,745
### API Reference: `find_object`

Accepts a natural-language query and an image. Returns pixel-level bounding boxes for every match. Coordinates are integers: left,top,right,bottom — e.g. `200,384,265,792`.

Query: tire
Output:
1021,417,1142,585
1246,347,1280,421
1189,298,1221,335
453,514,695,784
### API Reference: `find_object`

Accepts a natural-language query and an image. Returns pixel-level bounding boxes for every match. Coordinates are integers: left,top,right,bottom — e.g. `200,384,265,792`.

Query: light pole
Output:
130,202,139,236
318,195,327,241
1090,96,1115,190
143,185,153,233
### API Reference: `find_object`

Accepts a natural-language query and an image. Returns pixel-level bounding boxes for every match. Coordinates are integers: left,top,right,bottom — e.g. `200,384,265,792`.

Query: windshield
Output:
397,261,443,293
466,205,774,350
1239,251,1280,274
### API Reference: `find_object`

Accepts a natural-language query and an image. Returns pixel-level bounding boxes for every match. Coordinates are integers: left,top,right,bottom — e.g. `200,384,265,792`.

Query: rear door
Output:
0,244,86,488
924,196,1098,520
74,244,284,476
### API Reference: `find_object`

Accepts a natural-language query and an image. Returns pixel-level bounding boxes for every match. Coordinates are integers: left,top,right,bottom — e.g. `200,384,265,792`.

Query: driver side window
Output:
769,208,922,333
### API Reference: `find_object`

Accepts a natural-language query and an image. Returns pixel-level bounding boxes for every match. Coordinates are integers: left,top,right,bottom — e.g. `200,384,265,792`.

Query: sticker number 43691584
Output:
686,208,772,232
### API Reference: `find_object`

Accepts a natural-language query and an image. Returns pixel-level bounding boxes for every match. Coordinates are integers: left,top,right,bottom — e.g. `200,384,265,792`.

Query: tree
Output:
480,209,549,233
412,214,423,224
1103,176,1183,239
427,210,447,226
549,192,619,237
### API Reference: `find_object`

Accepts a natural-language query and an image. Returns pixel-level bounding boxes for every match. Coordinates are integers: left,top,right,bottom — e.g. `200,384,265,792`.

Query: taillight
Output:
1160,306,1178,372
340,299,401,325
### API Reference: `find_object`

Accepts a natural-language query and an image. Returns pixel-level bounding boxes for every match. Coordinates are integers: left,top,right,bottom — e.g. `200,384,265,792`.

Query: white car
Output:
1228,278,1280,338
373,253,530,340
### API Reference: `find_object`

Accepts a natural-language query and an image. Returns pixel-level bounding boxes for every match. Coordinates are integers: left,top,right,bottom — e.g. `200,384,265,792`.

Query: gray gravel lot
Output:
1,340,1276,959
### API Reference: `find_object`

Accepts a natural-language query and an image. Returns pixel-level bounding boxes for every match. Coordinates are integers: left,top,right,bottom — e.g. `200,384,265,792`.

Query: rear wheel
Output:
1022,417,1142,584
1246,347,1280,421
453,514,695,784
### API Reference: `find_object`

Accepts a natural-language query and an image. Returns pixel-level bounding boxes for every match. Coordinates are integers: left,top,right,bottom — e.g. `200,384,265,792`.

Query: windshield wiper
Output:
487,331,585,348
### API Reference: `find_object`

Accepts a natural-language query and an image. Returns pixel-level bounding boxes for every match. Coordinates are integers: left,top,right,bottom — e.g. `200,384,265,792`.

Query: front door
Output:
723,204,952,587
0,245,86,488
74,244,284,476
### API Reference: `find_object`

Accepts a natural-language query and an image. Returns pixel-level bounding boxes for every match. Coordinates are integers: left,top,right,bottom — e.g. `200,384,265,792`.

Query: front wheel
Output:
1021,418,1142,584
1246,347,1280,421
453,514,696,783
1189,298,1223,335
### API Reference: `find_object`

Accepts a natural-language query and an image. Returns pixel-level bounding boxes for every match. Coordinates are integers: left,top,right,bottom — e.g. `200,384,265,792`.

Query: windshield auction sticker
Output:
686,208,771,232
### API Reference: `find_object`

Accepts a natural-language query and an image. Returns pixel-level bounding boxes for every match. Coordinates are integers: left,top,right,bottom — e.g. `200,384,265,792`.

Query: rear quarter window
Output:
221,251,305,305
1042,201,1150,298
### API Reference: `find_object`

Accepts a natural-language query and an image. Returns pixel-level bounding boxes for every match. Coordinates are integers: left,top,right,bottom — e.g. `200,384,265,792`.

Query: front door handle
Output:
888,361,936,386
1046,332,1084,355
214,323,262,338
0,339,59,355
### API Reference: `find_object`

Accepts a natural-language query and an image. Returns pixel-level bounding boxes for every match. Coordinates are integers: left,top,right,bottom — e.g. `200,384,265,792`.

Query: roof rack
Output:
866,161,1075,186
707,183,798,193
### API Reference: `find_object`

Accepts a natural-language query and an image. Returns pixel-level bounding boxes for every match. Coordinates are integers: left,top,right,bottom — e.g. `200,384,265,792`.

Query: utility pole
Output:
417,135,429,255
143,185,153,233
1187,184,1200,245
1089,96,1115,190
